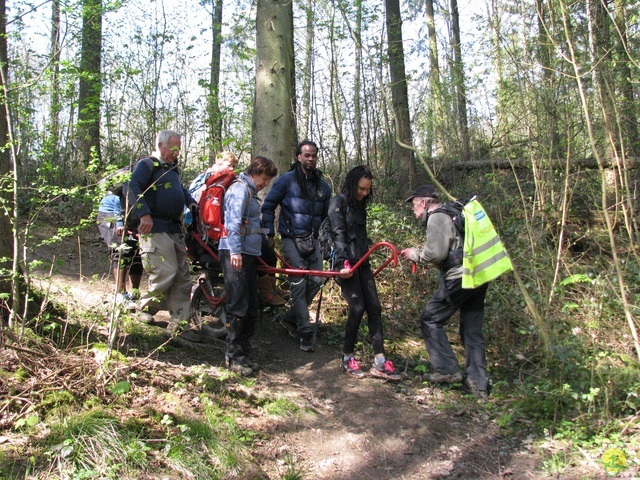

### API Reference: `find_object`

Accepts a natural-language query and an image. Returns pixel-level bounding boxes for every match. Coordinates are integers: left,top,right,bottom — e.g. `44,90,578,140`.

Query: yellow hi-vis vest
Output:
461,199,513,289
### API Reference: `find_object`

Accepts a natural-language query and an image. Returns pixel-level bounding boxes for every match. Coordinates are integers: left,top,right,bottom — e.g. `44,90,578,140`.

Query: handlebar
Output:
257,241,399,278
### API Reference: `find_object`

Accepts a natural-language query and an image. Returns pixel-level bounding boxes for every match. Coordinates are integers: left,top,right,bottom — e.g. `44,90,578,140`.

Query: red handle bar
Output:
257,241,399,278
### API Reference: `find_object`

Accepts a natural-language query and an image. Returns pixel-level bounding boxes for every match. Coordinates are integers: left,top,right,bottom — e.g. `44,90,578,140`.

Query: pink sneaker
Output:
342,356,366,379
370,360,401,381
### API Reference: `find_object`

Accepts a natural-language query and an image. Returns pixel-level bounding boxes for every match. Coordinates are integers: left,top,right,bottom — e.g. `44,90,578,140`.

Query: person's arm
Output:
127,158,156,234
261,175,286,237
224,182,249,256
328,195,351,270
417,212,454,265
400,212,454,266
183,185,197,210
127,158,154,219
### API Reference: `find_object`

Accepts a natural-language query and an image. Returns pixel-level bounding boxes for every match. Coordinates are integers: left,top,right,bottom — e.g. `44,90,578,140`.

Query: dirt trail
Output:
30,231,555,480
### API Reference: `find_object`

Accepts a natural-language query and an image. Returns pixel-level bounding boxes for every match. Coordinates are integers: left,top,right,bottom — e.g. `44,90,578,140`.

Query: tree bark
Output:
385,0,416,192
0,0,13,317
299,0,313,140
425,0,443,156
449,0,469,161
47,0,62,163
207,0,223,156
613,0,638,157
77,0,103,172
253,0,296,172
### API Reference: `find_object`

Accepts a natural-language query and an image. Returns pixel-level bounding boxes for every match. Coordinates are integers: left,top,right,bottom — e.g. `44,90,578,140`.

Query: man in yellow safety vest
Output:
400,185,493,399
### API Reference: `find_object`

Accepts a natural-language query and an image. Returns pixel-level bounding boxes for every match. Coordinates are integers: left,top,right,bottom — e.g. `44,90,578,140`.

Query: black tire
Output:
190,280,227,339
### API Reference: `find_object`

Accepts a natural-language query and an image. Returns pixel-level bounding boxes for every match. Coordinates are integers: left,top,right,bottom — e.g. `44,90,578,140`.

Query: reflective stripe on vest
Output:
461,200,513,289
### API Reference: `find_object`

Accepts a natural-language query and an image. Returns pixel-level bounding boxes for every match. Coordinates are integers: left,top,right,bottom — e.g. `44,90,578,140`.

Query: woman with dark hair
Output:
327,166,400,381
219,156,278,376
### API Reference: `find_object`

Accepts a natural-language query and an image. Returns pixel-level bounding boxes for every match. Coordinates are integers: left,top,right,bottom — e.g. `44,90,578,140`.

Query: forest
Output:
0,0,639,478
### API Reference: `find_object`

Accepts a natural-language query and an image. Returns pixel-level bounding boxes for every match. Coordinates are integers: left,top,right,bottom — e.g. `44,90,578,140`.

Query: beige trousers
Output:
138,232,192,321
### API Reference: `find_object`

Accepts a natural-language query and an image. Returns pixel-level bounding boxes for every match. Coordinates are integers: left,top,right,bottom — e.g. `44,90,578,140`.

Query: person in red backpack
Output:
189,151,238,206
218,156,278,376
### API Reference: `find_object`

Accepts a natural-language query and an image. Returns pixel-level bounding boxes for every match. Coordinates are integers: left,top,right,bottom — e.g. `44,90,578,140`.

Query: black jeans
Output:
420,277,489,390
337,263,384,356
220,250,259,360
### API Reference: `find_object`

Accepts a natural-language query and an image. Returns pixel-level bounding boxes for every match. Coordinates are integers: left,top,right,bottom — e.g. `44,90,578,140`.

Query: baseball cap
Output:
405,185,439,203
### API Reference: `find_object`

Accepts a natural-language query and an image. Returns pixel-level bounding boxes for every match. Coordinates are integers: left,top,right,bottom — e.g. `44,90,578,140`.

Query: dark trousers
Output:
220,250,259,360
281,237,323,336
420,277,489,390
337,264,384,356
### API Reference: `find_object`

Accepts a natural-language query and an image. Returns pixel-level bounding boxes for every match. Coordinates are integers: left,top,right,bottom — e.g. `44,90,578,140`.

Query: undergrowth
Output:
3,173,640,477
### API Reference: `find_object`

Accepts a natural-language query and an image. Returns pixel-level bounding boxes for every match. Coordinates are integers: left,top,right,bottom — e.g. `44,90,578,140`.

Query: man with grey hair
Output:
400,185,490,399
127,130,197,331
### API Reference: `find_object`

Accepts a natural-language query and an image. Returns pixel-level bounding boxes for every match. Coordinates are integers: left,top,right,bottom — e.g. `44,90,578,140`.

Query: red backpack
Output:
197,168,237,241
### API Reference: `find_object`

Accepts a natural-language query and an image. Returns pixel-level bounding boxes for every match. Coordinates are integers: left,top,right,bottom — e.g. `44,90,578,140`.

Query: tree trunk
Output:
353,0,363,165
385,0,416,193
47,0,61,164
208,0,223,156
425,0,443,156
613,0,638,157
0,0,13,318
449,0,469,161
329,8,345,171
77,0,103,173
536,0,562,159
253,0,296,173
299,0,313,140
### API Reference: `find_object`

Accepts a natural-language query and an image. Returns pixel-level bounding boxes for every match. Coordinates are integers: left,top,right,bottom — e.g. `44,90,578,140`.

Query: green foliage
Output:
263,397,300,417
45,410,149,478
107,381,131,395
40,390,76,410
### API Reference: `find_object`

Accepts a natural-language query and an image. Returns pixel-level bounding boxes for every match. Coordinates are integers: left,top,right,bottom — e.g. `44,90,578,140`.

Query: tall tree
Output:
253,0,296,171
449,0,470,161
77,0,103,171
47,0,62,164
535,0,562,159
425,0,444,156
0,0,11,310
206,0,223,155
613,0,638,157
385,0,416,191
299,0,313,140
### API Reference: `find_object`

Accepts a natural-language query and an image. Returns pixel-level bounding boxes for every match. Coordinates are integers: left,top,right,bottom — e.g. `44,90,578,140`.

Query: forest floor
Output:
18,226,621,479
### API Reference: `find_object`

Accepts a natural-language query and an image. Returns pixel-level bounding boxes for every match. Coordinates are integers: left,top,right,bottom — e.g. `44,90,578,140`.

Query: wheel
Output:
190,277,227,339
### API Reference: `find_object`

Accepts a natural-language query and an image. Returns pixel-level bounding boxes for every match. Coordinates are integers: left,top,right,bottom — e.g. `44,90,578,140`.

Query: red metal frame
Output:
189,231,398,278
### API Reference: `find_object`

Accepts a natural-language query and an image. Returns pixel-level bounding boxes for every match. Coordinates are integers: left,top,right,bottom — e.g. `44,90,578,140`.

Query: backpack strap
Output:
233,178,269,236
429,204,463,273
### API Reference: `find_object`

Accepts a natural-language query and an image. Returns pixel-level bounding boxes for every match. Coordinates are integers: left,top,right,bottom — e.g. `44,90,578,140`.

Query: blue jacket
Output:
98,194,124,227
261,163,331,238
218,173,264,256
127,156,196,234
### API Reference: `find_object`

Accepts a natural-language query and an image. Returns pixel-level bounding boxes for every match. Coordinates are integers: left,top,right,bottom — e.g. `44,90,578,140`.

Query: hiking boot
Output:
370,360,402,382
279,316,298,338
464,378,490,399
299,334,315,352
137,311,156,324
225,357,254,377
244,355,260,372
115,293,137,311
166,320,188,335
423,371,464,384
341,356,365,379
179,329,203,343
